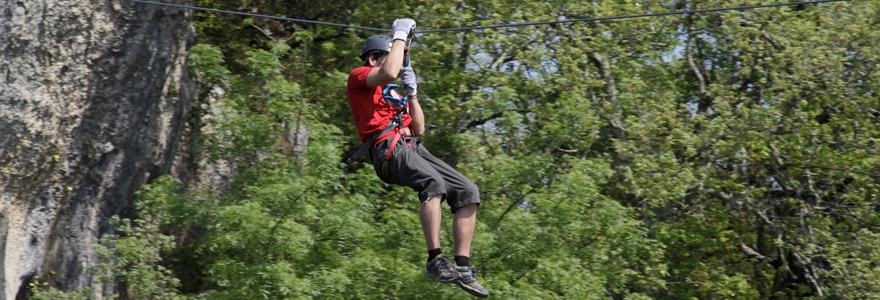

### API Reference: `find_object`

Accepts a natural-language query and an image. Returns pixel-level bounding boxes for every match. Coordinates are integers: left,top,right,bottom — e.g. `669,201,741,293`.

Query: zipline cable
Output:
420,0,849,32
130,0,849,33
128,0,385,31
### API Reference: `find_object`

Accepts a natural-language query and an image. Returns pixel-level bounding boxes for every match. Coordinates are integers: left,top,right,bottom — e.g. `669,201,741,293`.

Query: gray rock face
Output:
0,0,194,298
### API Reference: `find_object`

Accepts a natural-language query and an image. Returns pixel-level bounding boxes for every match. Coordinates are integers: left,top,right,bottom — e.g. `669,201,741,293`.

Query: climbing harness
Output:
345,35,414,166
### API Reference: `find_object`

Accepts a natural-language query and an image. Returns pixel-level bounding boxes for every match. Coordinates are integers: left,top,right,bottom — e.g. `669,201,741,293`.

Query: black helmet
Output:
359,35,392,61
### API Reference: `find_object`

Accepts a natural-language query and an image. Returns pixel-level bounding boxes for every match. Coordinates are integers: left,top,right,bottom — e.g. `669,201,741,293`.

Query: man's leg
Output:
452,203,477,257
451,203,489,298
370,138,458,282
421,194,461,282
420,195,443,250
411,141,489,298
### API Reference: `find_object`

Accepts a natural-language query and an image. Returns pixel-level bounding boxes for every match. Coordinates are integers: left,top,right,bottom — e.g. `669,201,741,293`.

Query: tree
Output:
35,0,880,299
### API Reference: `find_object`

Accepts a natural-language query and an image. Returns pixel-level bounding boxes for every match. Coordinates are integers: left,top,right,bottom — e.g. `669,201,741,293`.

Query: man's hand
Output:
400,66,417,96
391,18,416,42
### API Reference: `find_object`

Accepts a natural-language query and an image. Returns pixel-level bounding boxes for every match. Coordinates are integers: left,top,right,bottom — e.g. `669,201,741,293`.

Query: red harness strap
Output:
375,87,411,161
380,126,412,161
386,130,402,160
385,133,412,160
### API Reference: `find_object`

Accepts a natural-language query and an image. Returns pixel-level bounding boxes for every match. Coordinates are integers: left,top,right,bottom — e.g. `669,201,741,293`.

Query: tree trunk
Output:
0,0,194,298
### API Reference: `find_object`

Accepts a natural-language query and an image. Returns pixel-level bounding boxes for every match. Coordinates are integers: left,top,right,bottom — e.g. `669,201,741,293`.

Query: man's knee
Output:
449,180,480,214
417,176,447,203
424,193,443,204
461,180,480,202
461,203,479,211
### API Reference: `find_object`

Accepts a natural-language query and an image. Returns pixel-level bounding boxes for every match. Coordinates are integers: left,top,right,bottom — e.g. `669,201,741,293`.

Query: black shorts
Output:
369,136,480,213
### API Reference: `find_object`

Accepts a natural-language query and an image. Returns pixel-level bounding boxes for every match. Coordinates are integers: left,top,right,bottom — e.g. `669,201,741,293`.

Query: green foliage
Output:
187,43,230,88
29,287,91,300
95,216,185,300
75,0,880,299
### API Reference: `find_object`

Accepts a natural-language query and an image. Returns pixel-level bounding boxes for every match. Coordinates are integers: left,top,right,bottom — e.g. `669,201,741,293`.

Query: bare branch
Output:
463,109,531,131
800,165,879,177
467,53,489,71
251,24,278,43
740,242,774,263
489,48,511,70
686,26,706,96
794,252,824,297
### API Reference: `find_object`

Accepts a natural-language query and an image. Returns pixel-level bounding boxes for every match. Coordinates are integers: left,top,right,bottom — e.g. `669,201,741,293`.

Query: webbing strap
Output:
344,110,404,165
384,114,414,161
344,120,396,165
385,130,403,161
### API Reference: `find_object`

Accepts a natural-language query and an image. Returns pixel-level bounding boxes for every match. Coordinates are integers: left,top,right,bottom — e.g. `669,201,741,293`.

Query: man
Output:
346,18,489,298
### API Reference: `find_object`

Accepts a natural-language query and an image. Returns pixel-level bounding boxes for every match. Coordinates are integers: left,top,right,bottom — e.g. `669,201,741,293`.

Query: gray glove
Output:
399,66,417,96
391,18,416,42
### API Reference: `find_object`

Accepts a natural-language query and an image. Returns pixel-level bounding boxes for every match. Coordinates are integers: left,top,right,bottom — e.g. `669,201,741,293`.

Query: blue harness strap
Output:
382,84,409,110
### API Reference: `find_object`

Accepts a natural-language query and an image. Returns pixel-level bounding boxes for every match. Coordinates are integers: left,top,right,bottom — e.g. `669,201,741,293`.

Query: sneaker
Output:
455,265,489,298
424,254,462,283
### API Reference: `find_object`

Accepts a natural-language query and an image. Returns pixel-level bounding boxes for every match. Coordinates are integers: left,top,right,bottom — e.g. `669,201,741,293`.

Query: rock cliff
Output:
0,0,194,298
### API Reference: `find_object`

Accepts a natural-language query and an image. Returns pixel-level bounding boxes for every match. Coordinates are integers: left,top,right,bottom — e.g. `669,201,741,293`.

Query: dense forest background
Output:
30,0,880,299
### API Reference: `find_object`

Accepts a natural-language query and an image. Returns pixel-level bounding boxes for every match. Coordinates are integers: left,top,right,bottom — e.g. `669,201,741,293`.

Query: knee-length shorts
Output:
370,136,480,213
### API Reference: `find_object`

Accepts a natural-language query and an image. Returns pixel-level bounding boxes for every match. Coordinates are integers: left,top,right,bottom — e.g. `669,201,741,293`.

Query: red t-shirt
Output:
347,66,412,143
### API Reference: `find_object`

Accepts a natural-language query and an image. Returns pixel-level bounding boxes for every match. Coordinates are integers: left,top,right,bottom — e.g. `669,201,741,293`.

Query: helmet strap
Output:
364,50,388,67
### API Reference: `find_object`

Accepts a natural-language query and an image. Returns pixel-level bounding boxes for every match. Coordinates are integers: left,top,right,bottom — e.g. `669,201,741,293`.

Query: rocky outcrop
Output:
0,0,194,298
